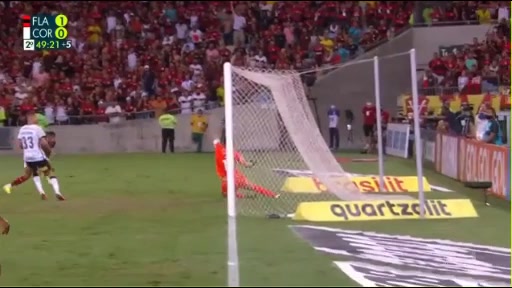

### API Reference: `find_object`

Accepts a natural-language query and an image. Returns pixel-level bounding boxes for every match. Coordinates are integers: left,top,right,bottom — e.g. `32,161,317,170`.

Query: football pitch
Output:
0,153,509,286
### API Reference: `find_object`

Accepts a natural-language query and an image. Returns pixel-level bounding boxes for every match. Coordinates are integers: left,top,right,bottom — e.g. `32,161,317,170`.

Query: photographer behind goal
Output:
456,102,475,137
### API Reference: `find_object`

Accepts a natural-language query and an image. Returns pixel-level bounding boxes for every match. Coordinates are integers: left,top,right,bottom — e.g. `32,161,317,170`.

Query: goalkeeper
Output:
213,139,279,199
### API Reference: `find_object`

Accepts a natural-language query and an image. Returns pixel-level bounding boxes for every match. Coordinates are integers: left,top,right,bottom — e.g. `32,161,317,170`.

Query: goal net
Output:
224,50,427,286
224,52,416,218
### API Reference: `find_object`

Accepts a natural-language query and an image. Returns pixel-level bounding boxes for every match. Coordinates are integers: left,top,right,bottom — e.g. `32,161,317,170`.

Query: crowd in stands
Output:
0,1,510,126
421,18,510,96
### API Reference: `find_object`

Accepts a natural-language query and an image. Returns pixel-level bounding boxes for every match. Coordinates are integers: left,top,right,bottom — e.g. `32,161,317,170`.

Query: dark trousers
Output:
192,132,204,152
161,128,175,153
329,127,339,150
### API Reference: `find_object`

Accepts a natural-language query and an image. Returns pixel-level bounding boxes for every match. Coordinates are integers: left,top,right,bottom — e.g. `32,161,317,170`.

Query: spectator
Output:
476,5,491,24
189,26,204,46
105,101,123,124
66,97,80,125
87,18,102,46
232,2,247,47
254,50,268,68
465,53,478,71
481,108,503,145
7,1,495,128
205,43,220,62
181,74,195,92
55,99,69,125
178,91,193,114
136,97,152,119
123,97,137,120
141,65,156,97
106,11,118,34
43,101,55,126
421,70,438,95
428,52,447,79
150,96,167,119
192,85,207,112
175,19,188,41
190,108,208,153
457,70,469,92
284,23,296,47
165,91,179,113
189,59,203,78
497,3,510,22
127,49,138,71
466,72,482,94
80,96,95,124
437,119,449,134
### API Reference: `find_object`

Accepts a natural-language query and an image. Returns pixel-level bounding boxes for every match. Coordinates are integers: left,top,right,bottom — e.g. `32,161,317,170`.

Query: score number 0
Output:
54,14,68,40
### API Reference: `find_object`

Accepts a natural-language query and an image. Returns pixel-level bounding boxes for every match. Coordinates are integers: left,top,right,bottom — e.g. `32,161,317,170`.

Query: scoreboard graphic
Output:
22,14,72,51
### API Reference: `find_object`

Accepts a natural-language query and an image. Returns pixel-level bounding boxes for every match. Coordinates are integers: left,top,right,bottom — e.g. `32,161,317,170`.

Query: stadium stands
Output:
422,17,510,96
0,1,509,126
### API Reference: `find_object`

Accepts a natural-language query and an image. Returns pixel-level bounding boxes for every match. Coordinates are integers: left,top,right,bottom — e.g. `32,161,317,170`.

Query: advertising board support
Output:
418,128,436,168
385,123,410,159
497,111,509,144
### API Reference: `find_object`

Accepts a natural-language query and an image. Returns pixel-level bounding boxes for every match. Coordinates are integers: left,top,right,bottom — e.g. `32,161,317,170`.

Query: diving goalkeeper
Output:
213,139,279,199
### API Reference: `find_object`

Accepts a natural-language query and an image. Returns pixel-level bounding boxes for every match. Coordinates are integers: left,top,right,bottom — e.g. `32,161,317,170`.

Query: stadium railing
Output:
2,108,183,127
412,19,499,27
0,108,226,154
418,78,503,96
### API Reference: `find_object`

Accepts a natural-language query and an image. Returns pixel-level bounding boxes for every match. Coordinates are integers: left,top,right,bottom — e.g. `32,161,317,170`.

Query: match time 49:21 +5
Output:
30,40,71,50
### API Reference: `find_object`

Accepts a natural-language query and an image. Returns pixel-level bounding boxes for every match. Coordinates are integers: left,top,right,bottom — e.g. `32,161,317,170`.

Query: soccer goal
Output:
223,49,425,286
223,50,424,218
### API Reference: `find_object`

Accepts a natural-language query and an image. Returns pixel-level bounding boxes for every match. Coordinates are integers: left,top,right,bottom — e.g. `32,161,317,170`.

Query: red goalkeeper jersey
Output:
214,142,244,178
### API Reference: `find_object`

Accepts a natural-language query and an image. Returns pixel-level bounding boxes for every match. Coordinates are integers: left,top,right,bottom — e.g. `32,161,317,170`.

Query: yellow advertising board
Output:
293,199,478,222
399,94,504,116
281,176,432,193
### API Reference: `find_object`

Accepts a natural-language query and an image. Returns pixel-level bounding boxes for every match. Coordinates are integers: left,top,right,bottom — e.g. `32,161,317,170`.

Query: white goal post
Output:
223,49,425,286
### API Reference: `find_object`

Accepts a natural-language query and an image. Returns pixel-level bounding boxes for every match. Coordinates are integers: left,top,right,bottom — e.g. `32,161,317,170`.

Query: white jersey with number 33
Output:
17,124,47,162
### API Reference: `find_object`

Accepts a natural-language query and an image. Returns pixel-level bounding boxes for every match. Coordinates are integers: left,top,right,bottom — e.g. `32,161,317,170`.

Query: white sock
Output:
33,176,45,195
49,177,62,196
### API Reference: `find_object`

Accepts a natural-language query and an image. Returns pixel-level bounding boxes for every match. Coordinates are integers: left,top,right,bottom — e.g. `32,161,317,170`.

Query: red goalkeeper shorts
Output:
221,171,248,193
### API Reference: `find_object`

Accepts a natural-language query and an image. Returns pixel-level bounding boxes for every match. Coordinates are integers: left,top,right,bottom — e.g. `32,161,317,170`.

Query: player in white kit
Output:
2,112,65,201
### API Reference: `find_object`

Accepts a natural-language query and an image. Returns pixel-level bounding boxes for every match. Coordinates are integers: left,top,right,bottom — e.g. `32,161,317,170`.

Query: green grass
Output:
0,153,509,286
